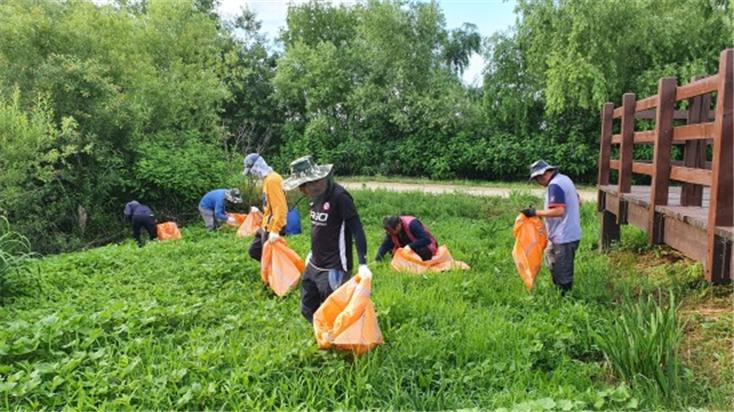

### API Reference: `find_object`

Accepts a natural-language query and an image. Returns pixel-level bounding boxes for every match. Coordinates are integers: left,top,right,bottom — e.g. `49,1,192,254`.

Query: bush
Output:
0,216,33,304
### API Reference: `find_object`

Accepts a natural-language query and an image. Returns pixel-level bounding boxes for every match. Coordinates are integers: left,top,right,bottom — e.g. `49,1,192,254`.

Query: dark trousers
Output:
132,215,157,247
548,240,579,293
248,228,286,261
300,264,350,323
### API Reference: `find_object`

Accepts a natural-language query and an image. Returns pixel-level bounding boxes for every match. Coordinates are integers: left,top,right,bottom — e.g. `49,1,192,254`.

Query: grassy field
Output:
0,189,731,410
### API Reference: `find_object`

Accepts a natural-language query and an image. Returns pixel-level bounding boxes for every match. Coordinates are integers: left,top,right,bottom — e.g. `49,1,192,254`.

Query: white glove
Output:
250,206,260,213
402,245,412,252
226,216,236,225
358,264,372,280
266,232,280,244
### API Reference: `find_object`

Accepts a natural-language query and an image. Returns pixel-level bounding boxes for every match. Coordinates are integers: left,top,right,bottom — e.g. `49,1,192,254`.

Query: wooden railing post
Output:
681,75,711,206
617,93,636,224
706,48,733,282
598,103,619,249
648,77,677,244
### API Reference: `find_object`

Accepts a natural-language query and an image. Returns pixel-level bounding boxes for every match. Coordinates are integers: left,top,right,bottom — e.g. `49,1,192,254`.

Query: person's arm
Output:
375,235,394,262
407,219,431,249
265,176,288,232
537,184,566,218
214,196,228,221
346,216,368,265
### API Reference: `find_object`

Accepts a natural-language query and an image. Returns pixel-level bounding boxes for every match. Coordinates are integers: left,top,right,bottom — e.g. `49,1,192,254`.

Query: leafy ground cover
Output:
0,190,730,410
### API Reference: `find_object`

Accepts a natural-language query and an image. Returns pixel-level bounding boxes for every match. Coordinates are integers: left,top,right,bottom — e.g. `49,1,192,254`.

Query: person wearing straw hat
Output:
243,153,288,261
198,188,243,231
283,155,372,323
521,160,581,294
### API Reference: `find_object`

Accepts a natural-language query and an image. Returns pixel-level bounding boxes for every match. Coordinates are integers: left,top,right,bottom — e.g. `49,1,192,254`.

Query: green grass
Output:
0,190,730,410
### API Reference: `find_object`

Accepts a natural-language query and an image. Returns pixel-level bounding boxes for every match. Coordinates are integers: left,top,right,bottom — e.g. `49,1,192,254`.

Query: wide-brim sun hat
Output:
528,159,557,181
225,188,243,203
282,155,333,191
242,153,260,176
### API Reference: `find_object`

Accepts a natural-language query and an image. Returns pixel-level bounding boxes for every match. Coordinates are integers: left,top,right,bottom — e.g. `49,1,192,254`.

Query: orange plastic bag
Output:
390,245,470,273
512,214,548,290
260,238,305,297
313,274,383,355
156,222,182,241
236,211,263,237
226,213,247,227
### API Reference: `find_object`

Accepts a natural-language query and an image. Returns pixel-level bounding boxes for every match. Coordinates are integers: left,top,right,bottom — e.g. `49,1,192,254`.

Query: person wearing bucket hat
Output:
243,153,288,261
521,160,582,294
198,188,243,231
283,155,372,323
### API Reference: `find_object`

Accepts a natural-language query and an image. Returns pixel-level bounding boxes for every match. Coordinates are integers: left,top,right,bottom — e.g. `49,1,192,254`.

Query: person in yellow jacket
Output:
243,153,288,261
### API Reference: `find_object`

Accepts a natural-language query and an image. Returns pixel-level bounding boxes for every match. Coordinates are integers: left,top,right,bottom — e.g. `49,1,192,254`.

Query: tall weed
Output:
594,292,687,406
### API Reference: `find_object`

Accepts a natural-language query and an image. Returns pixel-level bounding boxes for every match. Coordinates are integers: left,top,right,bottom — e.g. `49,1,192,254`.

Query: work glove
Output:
403,245,412,252
520,206,536,218
358,264,372,280
266,232,280,244
226,215,236,225
250,206,260,214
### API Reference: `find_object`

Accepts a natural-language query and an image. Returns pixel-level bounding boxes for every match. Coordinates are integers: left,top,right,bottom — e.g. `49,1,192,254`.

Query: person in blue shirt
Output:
375,215,438,262
123,200,157,247
521,160,582,294
198,189,243,231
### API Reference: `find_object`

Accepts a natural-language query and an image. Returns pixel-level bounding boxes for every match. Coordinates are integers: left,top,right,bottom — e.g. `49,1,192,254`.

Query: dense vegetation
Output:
0,0,731,252
0,190,730,409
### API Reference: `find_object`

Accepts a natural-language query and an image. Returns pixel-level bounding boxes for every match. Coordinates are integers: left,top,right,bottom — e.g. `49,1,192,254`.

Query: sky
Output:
217,0,518,87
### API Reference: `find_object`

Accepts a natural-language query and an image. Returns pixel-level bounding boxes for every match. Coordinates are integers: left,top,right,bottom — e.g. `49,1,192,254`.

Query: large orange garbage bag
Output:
226,213,247,227
236,211,263,237
313,274,383,355
260,238,304,297
390,245,470,273
512,214,548,290
156,222,182,241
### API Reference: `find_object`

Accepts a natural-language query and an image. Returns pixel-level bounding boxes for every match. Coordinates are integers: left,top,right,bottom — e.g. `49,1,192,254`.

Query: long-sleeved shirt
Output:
199,189,229,221
375,218,431,261
124,201,153,222
261,172,287,233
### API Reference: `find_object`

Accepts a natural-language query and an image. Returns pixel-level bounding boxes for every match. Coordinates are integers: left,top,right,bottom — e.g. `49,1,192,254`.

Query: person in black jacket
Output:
124,200,157,247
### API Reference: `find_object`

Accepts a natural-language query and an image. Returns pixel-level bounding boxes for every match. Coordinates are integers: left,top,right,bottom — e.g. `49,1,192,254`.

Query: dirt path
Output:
341,181,598,202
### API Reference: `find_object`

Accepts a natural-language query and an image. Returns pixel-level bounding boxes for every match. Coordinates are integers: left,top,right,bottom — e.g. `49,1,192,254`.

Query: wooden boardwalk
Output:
597,49,733,282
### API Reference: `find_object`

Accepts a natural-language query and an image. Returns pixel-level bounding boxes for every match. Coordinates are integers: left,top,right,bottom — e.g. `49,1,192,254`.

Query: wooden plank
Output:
598,103,614,186
634,131,656,144
611,134,621,144
607,193,620,216
609,159,620,170
600,210,620,250
673,122,714,142
632,162,653,175
663,217,708,262
635,95,657,112
670,166,712,186
681,77,709,207
676,75,719,101
613,106,623,118
627,202,648,231
618,93,636,194
648,77,677,244
706,48,734,282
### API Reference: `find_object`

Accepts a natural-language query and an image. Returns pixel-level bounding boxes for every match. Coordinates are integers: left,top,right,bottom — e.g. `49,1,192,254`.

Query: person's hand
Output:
226,215,236,225
358,264,372,280
266,232,280,244
402,245,412,252
521,207,536,218
250,206,260,214
305,251,312,267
